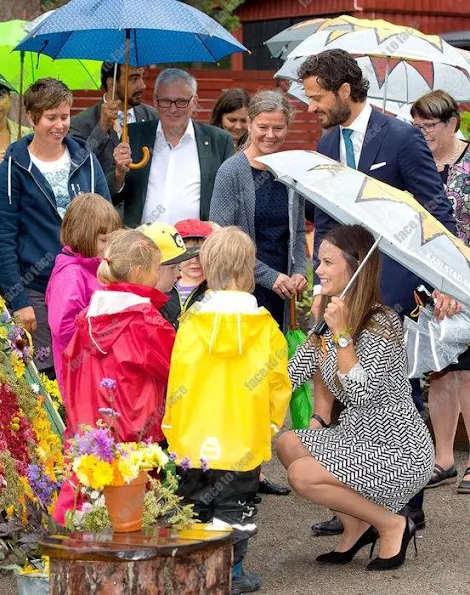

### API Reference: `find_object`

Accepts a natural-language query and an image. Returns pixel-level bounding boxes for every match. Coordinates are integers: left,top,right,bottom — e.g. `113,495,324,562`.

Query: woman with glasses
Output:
411,90,470,495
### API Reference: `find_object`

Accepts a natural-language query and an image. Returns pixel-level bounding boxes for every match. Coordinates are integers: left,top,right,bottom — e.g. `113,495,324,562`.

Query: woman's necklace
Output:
435,138,464,169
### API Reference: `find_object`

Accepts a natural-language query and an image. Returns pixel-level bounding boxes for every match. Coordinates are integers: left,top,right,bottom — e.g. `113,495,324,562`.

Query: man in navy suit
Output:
299,49,457,537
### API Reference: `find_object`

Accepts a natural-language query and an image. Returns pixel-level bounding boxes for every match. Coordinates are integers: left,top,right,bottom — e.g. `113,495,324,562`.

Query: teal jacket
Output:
107,120,234,226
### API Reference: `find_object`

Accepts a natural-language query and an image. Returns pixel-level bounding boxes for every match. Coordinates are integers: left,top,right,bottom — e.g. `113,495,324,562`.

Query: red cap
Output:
175,219,213,239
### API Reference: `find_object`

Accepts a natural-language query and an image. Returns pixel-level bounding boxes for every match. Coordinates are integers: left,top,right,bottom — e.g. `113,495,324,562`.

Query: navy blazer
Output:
314,108,456,316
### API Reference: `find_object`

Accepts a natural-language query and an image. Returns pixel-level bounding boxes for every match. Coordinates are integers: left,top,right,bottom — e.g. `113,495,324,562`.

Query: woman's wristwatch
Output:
331,327,353,348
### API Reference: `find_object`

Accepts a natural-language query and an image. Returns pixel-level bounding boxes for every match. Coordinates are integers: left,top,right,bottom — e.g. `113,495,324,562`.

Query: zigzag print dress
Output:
288,309,434,512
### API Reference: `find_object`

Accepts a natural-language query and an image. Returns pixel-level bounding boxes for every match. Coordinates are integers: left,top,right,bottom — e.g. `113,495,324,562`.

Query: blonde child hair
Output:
60,193,122,257
199,226,255,292
98,229,161,285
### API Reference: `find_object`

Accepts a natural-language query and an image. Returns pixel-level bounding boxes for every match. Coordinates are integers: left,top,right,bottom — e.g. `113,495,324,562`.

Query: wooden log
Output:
41,525,233,595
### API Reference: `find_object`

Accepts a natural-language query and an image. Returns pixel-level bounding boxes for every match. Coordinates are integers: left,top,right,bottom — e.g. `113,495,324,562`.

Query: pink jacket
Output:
45,247,101,396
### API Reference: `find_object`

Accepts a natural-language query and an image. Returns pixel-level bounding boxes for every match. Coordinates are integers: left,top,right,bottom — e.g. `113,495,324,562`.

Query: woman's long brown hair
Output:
317,225,393,339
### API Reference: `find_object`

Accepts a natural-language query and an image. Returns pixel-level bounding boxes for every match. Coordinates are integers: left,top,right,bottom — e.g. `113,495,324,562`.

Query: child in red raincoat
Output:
54,228,175,524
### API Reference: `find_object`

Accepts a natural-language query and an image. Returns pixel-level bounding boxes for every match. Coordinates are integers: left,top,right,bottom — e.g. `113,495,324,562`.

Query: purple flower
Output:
35,346,51,362
71,428,115,463
27,464,61,507
168,451,177,462
1,311,10,323
7,326,21,341
100,378,116,390
98,407,121,419
180,457,191,471
200,458,210,472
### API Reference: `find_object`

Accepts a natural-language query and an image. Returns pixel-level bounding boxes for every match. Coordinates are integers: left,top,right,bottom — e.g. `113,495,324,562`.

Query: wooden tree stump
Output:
40,524,233,594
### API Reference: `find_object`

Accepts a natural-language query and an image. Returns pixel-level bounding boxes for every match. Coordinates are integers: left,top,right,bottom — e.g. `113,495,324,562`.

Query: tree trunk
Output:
41,527,233,595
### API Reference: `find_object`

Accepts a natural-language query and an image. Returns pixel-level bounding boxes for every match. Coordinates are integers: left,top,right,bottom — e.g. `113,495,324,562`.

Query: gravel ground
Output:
1,452,468,595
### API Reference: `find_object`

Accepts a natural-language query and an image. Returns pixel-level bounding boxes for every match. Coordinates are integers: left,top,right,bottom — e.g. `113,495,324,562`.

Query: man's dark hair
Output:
298,49,369,102
101,62,122,90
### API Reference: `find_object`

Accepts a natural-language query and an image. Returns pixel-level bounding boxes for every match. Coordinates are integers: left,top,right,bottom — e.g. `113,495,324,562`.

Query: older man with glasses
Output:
109,68,234,226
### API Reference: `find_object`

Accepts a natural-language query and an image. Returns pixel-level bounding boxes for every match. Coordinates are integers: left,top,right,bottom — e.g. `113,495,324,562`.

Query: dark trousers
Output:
177,466,260,566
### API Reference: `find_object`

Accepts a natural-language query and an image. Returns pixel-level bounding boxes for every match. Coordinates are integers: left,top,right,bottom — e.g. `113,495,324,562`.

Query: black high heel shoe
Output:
367,517,417,571
316,526,378,565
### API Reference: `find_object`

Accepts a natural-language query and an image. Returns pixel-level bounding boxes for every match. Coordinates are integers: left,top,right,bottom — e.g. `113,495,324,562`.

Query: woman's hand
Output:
14,306,37,333
290,273,308,295
432,290,462,321
272,273,296,299
323,296,350,335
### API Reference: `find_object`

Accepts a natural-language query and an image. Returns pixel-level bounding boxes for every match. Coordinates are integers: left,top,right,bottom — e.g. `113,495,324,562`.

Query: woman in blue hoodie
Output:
0,78,111,374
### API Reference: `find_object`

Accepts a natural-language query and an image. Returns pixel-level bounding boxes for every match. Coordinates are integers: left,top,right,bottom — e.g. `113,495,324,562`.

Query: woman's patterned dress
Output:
288,309,434,512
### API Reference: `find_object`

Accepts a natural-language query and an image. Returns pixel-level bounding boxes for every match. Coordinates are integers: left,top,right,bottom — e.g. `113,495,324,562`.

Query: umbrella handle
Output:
121,29,150,170
289,296,298,330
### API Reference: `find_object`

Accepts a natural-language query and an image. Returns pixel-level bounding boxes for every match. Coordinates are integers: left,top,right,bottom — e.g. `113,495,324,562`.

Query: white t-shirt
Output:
29,147,72,218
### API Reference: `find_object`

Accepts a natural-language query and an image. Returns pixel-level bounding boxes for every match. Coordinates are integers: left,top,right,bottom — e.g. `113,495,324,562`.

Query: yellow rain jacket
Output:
162,291,292,471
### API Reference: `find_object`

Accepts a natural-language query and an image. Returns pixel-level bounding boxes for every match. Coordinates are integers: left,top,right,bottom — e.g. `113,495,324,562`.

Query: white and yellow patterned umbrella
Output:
270,15,470,103
256,150,470,308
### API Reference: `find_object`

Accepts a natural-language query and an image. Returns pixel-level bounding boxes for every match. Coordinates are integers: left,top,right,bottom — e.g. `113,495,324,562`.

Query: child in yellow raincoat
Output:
163,226,291,595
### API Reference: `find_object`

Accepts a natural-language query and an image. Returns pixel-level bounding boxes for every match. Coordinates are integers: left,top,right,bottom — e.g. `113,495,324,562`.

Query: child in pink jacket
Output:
45,193,121,396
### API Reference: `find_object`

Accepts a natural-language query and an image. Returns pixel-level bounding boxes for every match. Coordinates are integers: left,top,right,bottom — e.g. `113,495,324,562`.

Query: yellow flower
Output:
10,353,25,378
90,460,114,490
0,297,5,309
142,444,169,470
0,327,7,340
117,457,139,483
73,455,97,487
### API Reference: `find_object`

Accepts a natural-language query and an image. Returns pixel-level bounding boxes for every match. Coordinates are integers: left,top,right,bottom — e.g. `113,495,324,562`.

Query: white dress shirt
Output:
339,102,372,168
141,120,201,225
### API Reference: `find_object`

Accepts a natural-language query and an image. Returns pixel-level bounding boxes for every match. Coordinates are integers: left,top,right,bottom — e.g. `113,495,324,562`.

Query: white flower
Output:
81,502,93,513
90,490,100,500
31,383,40,394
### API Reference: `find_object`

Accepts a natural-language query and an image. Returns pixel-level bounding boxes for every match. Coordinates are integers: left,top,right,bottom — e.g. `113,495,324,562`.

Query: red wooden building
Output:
73,0,470,150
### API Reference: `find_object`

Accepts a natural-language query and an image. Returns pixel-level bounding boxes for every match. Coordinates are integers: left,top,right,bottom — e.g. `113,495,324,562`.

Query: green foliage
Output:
460,112,470,140
183,0,246,32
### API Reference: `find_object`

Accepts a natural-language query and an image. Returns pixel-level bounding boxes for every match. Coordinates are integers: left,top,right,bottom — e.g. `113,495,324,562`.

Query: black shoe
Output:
258,478,291,495
398,505,425,530
311,515,344,536
316,526,378,565
367,517,417,571
231,570,262,594
425,464,457,489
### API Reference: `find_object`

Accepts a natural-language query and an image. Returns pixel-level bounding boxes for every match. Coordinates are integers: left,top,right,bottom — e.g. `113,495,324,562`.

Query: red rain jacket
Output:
62,282,175,443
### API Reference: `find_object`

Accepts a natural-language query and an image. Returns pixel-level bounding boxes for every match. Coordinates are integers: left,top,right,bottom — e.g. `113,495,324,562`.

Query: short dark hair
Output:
101,62,122,91
411,90,460,132
210,88,250,128
298,49,369,102
24,78,73,124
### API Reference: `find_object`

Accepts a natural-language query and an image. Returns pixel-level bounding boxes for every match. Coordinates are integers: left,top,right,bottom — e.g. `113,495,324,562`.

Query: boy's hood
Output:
183,291,274,357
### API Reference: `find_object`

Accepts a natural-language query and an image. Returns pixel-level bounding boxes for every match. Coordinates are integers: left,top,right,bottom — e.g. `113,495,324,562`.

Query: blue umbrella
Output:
16,0,247,169
15,0,247,66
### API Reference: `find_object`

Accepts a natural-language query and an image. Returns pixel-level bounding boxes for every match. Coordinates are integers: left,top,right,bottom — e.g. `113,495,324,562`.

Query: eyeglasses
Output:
155,97,193,109
412,120,444,134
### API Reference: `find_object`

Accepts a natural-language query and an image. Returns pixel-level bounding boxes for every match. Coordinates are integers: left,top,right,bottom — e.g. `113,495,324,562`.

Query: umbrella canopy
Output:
286,297,312,430
270,15,470,103
256,150,470,308
0,19,101,90
15,0,247,65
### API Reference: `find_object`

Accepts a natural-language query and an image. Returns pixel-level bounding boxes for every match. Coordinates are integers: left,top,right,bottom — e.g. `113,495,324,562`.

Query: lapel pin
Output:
204,140,209,146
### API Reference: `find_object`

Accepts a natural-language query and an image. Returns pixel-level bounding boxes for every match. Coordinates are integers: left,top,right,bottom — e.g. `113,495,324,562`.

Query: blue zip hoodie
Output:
0,134,111,312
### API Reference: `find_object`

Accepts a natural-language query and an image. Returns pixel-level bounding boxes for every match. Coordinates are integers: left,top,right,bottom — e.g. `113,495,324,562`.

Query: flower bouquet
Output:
67,411,170,532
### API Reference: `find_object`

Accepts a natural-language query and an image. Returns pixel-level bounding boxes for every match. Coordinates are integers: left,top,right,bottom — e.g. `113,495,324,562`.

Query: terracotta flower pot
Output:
103,470,147,532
